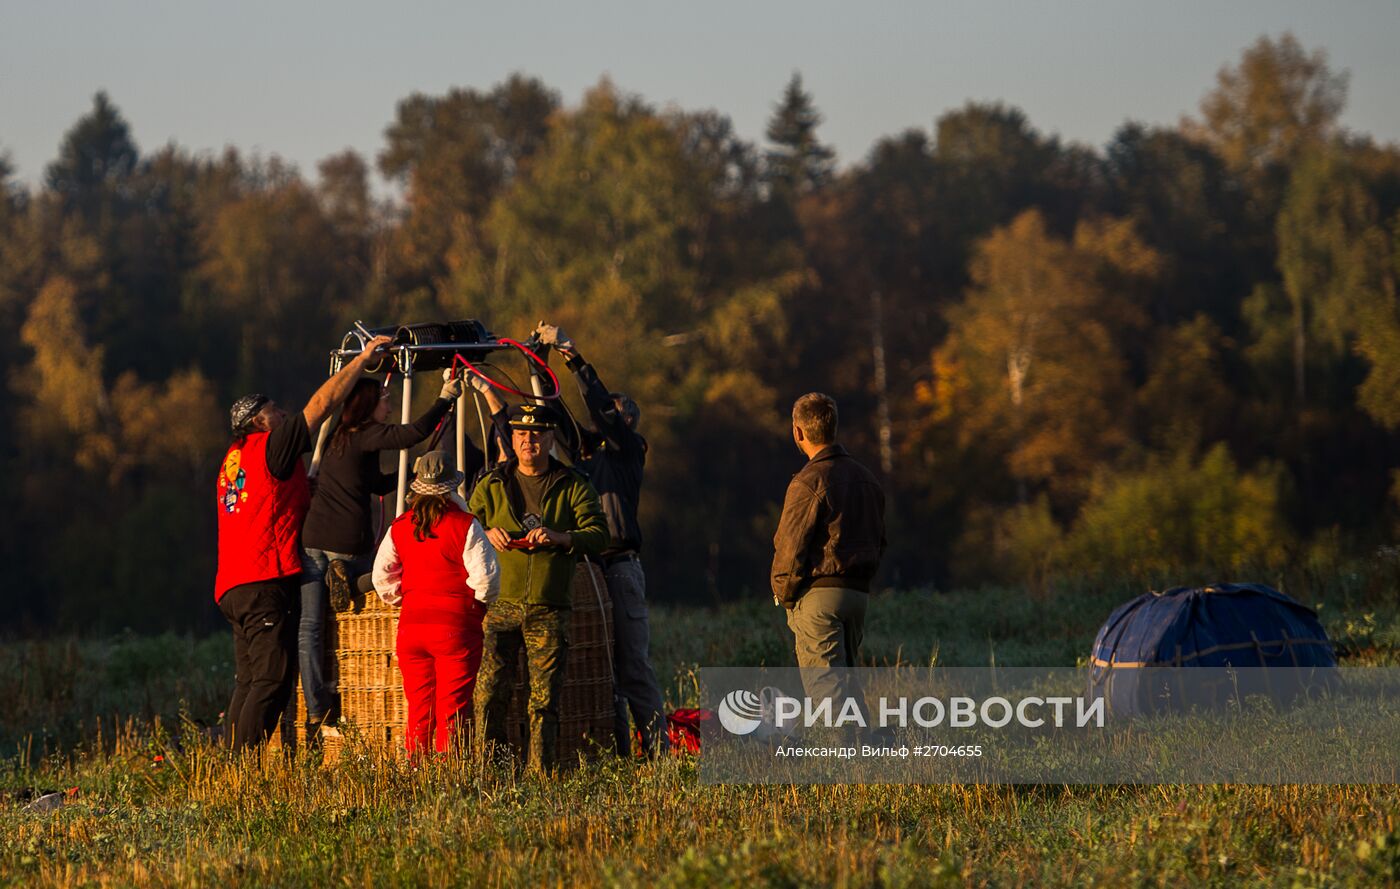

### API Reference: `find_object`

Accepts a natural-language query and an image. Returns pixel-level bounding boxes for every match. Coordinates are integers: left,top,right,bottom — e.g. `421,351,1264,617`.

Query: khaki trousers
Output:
785,586,868,719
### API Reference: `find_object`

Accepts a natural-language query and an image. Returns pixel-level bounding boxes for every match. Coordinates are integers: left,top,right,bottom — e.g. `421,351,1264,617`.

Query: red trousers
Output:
396,620,485,754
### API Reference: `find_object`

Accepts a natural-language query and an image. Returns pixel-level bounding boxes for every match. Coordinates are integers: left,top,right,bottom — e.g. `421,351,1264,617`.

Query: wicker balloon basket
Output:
276,586,406,754
279,560,616,762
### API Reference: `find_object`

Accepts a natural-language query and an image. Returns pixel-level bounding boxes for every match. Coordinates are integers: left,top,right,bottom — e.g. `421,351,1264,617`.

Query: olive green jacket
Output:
467,458,609,608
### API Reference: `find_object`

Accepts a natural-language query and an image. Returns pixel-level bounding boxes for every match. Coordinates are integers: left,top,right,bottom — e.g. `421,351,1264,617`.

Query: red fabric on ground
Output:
666,708,718,755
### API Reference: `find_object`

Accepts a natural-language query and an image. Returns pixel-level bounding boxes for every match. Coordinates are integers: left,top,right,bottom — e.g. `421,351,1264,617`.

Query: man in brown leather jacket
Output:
771,393,886,711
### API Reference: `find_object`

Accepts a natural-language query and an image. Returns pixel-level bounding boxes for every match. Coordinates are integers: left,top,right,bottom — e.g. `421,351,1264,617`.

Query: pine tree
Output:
45,92,138,217
764,73,835,198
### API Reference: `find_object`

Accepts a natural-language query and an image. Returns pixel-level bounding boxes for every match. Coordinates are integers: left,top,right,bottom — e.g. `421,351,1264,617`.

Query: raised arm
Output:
465,372,512,463
303,335,395,433
356,395,454,452
536,323,635,452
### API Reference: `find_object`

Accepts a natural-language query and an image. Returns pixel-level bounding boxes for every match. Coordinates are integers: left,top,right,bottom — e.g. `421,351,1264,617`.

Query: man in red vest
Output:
215,334,392,750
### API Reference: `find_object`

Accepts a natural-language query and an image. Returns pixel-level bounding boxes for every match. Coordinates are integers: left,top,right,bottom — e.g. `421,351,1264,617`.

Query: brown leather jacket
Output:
771,444,887,607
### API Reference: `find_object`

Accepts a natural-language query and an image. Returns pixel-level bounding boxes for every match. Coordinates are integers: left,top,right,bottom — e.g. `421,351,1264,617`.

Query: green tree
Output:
932,103,1072,238
1136,315,1235,452
1275,148,1384,411
764,73,835,199
1186,32,1351,287
1105,124,1254,327
1065,444,1290,583
39,93,152,374
378,75,558,312
1239,148,1387,512
1353,215,1400,431
475,82,713,335
196,163,351,396
317,150,373,241
845,130,957,376
45,92,138,220
469,80,803,601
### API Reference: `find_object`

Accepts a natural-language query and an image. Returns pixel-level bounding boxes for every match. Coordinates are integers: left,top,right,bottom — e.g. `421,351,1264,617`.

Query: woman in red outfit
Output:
372,450,500,754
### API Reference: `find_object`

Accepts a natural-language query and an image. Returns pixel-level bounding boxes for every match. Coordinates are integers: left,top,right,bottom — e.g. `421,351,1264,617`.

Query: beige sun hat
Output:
409,450,464,495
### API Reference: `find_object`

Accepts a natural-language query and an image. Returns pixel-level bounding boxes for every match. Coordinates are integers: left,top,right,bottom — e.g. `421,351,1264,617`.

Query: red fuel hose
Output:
451,338,561,400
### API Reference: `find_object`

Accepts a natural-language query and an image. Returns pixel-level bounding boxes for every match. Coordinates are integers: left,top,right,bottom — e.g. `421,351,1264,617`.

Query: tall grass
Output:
2,583,1398,886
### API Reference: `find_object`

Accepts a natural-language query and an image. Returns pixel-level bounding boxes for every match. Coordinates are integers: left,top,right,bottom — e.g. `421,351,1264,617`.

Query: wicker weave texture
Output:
333,593,406,748
281,560,615,760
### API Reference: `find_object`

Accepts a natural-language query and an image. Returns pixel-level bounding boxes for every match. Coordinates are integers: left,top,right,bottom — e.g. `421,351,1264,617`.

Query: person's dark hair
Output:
331,379,383,455
610,392,640,429
792,392,838,445
406,490,453,542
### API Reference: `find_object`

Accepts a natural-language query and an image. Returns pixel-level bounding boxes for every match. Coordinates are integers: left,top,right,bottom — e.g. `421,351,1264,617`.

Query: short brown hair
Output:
792,392,837,445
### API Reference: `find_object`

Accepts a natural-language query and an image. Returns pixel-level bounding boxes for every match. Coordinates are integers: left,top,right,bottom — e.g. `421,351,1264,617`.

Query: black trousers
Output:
218,578,298,750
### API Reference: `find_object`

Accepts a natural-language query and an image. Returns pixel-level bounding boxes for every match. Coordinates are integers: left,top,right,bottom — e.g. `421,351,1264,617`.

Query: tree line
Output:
2,33,1398,632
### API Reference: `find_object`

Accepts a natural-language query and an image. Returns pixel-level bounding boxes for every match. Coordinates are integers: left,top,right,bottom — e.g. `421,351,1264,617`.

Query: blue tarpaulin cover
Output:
1089,583,1337,715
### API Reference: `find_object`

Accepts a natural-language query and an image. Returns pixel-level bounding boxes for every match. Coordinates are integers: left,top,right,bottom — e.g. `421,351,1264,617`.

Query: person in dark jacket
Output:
535,323,668,756
298,371,507,736
771,393,886,718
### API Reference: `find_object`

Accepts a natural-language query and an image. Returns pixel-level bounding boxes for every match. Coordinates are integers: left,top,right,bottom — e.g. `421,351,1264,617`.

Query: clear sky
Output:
2,0,1397,191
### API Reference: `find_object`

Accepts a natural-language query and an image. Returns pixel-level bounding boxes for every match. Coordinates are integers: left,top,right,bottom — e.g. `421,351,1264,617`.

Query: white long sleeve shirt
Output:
371,499,500,608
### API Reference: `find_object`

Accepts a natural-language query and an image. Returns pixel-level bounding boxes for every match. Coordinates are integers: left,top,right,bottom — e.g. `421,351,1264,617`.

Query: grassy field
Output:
2,580,1398,887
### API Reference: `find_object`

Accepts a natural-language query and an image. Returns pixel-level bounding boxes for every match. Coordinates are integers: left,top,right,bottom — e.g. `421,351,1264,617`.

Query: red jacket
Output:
381,507,499,628
215,431,310,601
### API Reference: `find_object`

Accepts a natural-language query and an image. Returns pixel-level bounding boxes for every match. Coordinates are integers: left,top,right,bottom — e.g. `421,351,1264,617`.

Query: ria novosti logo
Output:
715,686,1106,735
716,689,764,735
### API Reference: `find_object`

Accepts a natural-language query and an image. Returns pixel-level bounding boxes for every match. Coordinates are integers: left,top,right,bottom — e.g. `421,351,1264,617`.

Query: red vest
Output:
214,431,310,601
390,508,483,628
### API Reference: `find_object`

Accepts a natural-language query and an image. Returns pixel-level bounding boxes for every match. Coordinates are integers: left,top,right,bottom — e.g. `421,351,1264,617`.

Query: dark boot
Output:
327,559,354,612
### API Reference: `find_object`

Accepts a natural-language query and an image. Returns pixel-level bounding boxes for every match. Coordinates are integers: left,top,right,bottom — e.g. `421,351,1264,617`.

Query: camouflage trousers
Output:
474,601,570,771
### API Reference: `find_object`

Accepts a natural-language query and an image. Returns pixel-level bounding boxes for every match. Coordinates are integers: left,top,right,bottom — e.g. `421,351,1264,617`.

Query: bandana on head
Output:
229,394,270,433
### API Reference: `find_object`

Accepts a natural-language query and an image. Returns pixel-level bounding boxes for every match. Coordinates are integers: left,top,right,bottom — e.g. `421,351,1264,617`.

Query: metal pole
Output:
395,348,413,517
528,351,556,459
455,379,469,499
474,391,490,457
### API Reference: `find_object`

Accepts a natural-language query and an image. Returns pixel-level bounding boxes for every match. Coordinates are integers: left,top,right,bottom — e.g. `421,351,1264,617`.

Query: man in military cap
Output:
470,403,609,771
